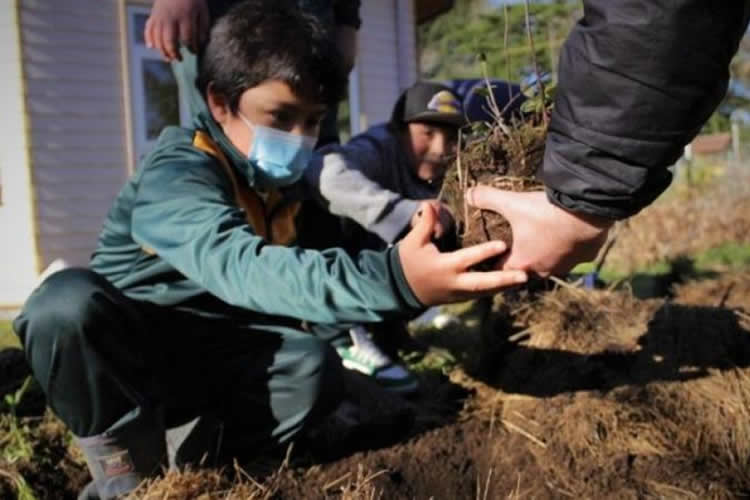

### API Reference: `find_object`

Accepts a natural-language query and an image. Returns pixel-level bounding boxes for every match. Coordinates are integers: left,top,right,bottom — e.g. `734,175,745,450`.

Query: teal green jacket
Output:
90,113,422,324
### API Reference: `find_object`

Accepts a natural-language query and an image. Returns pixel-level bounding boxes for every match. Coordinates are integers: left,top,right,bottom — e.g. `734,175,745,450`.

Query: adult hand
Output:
399,202,527,305
466,187,613,277
410,200,454,240
144,0,210,61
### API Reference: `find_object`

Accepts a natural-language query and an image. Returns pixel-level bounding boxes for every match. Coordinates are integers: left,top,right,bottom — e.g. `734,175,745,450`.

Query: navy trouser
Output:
13,269,345,455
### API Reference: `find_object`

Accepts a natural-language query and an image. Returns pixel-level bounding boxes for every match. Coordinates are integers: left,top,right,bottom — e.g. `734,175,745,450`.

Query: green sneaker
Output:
336,326,419,395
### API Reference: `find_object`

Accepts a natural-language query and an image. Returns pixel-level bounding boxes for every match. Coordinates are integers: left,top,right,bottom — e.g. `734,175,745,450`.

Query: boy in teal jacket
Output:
13,1,525,498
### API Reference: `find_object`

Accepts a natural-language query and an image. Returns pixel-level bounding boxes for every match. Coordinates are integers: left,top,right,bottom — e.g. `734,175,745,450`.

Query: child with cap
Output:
304,81,468,394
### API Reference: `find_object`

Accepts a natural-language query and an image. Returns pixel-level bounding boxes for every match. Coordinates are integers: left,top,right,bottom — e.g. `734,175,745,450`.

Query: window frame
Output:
120,1,190,172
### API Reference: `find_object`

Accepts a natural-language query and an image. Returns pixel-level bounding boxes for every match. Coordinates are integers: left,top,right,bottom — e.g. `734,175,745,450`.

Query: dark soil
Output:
0,413,89,500
6,275,750,499
259,283,750,499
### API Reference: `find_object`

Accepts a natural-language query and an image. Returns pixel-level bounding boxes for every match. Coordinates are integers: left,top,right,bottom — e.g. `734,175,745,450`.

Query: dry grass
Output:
454,282,750,498
126,467,266,500
606,165,750,274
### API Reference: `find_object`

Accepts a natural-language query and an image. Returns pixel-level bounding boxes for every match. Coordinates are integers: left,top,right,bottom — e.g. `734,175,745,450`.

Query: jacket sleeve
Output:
543,0,750,219
304,140,419,244
332,0,361,29
131,153,422,324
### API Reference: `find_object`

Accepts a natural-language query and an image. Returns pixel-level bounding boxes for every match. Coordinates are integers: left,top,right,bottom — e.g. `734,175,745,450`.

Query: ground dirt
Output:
4,271,750,499
3,157,750,499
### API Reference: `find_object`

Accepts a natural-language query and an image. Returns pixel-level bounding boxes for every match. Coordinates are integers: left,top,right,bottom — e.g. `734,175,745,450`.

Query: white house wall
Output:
356,0,418,128
18,0,128,272
0,0,39,307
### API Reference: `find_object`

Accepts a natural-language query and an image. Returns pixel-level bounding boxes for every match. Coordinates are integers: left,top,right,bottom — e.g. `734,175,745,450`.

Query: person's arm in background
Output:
305,138,423,245
469,0,750,277
332,0,361,73
144,0,210,61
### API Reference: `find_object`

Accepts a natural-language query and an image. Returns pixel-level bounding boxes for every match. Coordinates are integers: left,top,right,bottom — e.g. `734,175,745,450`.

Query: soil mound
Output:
123,278,750,499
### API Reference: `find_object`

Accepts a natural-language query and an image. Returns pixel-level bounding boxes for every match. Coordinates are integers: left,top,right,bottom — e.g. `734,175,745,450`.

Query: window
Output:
126,5,190,164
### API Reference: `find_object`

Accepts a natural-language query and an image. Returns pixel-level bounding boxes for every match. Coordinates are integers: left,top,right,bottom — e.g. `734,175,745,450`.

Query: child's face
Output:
404,122,459,184
207,80,327,156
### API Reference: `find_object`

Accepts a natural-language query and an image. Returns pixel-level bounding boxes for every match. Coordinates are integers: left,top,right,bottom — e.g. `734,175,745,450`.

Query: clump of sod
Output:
441,114,546,250
439,52,553,266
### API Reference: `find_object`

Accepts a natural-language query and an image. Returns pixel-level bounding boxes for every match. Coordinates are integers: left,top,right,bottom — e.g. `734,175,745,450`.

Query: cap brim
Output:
406,111,467,128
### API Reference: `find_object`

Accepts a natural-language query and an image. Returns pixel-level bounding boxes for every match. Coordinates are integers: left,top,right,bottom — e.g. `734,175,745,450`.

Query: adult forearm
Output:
543,0,750,219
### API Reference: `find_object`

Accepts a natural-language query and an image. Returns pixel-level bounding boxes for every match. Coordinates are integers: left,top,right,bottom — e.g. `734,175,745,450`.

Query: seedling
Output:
2,376,35,464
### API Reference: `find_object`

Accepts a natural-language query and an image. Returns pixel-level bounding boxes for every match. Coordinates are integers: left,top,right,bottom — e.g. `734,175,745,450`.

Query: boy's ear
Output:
206,83,231,125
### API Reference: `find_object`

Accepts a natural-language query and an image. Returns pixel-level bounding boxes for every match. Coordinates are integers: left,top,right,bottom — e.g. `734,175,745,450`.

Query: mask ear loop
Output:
237,112,258,157
238,112,255,130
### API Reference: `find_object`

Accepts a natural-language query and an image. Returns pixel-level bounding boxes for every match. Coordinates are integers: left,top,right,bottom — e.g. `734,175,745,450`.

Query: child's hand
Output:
145,0,210,61
399,202,527,306
410,200,455,239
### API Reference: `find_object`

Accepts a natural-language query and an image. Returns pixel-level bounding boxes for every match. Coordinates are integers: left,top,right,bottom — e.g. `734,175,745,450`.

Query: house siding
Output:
0,0,39,307
356,0,418,128
18,0,128,272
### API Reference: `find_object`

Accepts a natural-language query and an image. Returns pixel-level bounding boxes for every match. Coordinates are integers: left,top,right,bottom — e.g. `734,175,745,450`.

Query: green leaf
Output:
472,87,491,97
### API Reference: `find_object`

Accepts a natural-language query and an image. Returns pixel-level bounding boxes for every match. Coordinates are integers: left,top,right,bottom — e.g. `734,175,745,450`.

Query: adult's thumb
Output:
410,201,437,244
466,185,511,214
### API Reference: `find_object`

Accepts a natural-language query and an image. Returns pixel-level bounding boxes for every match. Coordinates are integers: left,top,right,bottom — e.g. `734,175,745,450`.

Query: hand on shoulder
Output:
145,0,210,61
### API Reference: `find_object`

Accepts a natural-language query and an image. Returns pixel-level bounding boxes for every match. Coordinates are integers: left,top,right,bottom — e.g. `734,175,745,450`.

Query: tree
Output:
418,0,581,84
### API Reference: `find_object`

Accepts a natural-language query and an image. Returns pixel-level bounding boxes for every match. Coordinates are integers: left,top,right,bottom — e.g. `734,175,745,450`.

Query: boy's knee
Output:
14,268,110,351
295,337,342,384
284,336,344,416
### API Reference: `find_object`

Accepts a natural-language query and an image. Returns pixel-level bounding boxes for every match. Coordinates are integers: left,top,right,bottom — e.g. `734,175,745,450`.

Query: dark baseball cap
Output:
391,82,466,128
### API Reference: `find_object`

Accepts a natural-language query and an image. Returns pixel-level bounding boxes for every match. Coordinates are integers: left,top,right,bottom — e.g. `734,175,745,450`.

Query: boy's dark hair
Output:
197,0,348,112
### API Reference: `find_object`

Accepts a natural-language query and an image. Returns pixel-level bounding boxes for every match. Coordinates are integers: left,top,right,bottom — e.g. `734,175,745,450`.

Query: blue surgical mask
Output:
239,113,316,188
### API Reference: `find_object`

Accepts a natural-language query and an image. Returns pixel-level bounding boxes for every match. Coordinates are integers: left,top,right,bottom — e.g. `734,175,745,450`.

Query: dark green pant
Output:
13,269,344,455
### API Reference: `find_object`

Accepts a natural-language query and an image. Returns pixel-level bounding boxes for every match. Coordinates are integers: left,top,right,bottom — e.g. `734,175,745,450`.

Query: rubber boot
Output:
75,408,166,500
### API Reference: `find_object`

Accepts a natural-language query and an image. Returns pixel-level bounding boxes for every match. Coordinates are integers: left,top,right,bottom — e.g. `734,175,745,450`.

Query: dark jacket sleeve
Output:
543,1,750,219
332,0,361,29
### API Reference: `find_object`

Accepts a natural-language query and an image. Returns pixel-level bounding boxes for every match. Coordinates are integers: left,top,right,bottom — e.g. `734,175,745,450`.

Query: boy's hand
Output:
410,200,455,239
399,202,527,306
145,0,210,61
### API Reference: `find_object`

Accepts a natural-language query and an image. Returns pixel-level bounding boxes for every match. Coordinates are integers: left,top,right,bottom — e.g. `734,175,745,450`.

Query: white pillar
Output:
0,0,41,307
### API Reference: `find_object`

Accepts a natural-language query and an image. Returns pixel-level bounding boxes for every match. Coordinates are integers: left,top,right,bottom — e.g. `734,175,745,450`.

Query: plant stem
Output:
504,4,512,104
457,129,470,236
480,54,510,135
523,0,548,124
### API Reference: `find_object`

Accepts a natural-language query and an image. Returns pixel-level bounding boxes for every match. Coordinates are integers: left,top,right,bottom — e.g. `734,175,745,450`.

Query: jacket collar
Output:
195,111,258,187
